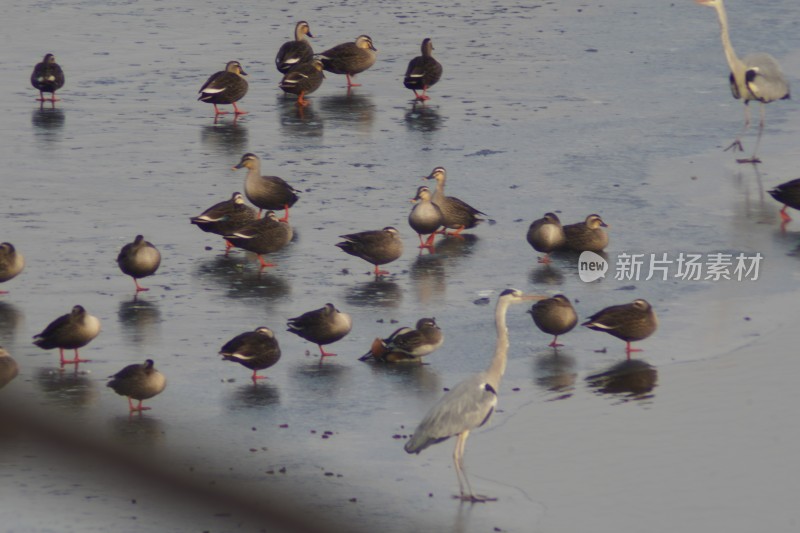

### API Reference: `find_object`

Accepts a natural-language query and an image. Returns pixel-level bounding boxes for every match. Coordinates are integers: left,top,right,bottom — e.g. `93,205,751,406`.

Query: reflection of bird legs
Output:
453,430,496,503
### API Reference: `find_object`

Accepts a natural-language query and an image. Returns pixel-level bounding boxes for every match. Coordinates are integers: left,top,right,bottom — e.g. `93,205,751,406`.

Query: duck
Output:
198,60,248,116
582,299,658,355
562,214,609,253
117,235,161,293
0,347,19,389
424,166,486,236
33,305,101,365
232,153,300,221
279,59,325,106
190,192,258,250
526,213,566,264
220,327,281,382
408,186,443,249
768,177,800,222
224,211,293,269
318,35,377,88
107,359,167,413
275,21,315,74
404,38,443,101
31,53,65,103
527,294,578,347
0,242,25,293
287,303,352,358
336,226,403,276
359,318,443,363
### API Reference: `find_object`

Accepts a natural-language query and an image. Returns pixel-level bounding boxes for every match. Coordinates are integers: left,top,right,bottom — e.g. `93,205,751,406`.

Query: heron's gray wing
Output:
405,375,497,454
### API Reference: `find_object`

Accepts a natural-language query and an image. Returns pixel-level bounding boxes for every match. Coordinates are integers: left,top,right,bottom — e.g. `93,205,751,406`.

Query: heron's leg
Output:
453,431,472,499
738,103,765,164
725,102,750,153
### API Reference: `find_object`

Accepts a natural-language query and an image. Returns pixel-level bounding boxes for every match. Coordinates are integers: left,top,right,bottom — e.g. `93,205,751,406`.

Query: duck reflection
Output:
108,413,166,448
533,350,577,399
36,366,97,408
0,301,24,343
195,255,291,302
366,359,442,394
225,381,281,410
278,95,323,137
529,264,565,286
200,120,249,157
345,278,402,308
433,233,479,259
404,102,444,133
291,361,351,403
410,253,446,304
31,107,65,137
118,297,162,346
318,93,375,133
585,358,658,402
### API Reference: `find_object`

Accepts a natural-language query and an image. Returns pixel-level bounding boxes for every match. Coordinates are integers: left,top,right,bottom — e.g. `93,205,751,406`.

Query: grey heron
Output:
404,288,545,502
696,0,790,164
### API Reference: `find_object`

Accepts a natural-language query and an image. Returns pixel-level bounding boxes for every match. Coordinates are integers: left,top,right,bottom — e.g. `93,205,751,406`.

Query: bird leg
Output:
779,205,792,222
251,369,268,382
213,104,229,116
134,279,150,292
60,348,90,365
625,342,643,359
548,336,564,348
537,254,552,264
725,103,750,154
318,345,338,358
446,226,466,238
345,74,361,88
415,87,431,102
128,398,151,413
296,91,310,107
279,205,290,222
737,103,765,164
452,431,497,503
373,265,390,277
224,240,234,255
257,255,276,269
232,102,248,115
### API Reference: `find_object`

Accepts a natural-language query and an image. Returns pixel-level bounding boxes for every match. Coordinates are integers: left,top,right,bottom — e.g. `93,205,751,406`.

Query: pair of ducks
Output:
529,295,658,355
408,166,487,249
527,212,609,263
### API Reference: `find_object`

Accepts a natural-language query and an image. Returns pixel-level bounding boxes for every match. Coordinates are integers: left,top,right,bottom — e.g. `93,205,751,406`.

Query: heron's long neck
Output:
714,2,745,77
486,299,511,388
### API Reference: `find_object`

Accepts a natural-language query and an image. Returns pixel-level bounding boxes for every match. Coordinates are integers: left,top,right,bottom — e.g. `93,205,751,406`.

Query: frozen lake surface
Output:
2,0,799,531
